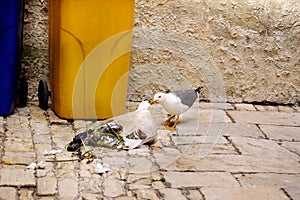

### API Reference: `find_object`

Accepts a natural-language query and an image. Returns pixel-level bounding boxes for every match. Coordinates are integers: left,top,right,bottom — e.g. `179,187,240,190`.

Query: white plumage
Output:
150,87,202,130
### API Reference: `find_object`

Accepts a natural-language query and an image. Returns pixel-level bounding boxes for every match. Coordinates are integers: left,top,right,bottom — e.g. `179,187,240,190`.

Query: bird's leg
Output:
166,115,179,131
162,115,176,126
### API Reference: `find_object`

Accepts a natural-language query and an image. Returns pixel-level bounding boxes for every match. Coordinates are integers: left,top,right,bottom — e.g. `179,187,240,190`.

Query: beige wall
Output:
22,0,300,104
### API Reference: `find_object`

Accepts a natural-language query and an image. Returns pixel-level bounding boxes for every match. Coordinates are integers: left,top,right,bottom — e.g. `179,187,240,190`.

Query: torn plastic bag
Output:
66,101,157,151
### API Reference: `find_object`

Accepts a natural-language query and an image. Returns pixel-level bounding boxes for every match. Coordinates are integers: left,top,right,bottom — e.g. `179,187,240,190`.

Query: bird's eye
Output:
158,95,161,98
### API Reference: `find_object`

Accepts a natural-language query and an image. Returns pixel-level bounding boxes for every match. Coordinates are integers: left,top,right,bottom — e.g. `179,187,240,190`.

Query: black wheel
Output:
38,80,49,110
16,77,28,107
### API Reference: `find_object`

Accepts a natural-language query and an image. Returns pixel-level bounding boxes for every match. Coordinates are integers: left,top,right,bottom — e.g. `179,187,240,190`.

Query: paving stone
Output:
5,128,32,140
201,187,289,200
73,121,95,134
176,122,211,136
103,176,125,198
185,189,204,200
199,102,234,110
135,189,160,200
278,106,295,112
160,188,186,200
56,168,76,178
30,122,50,135
81,193,102,200
103,156,128,173
0,187,17,200
127,174,152,190
222,123,264,138
228,111,300,126
127,156,156,173
36,168,55,178
164,155,300,173
128,145,151,156
180,109,231,125
281,141,300,156
37,176,58,195
162,172,239,188
285,186,300,200
177,143,237,155
36,197,56,200
33,134,52,144
234,103,257,111
51,126,75,148
19,189,35,200
152,181,165,189
6,118,32,138
4,138,34,152
229,137,298,160
58,178,79,198
29,105,47,120
2,152,36,165
47,110,69,125
156,130,172,146
177,122,261,139
172,135,228,145
127,173,152,183
115,196,136,200
175,106,231,133
154,147,181,170
79,176,104,194
0,168,35,186
6,117,26,128
259,125,300,141
234,173,300,189
34,143,53,156
254,105,278,112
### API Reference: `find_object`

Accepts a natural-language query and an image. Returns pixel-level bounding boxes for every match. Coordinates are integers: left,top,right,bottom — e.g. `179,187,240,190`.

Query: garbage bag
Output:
67,101,157,151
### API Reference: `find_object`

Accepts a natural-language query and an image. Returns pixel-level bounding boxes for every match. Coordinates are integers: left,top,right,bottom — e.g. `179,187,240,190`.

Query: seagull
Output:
150,87,202,130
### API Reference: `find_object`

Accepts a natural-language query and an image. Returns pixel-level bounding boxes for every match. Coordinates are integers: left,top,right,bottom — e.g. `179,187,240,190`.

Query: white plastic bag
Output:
67,101,157,151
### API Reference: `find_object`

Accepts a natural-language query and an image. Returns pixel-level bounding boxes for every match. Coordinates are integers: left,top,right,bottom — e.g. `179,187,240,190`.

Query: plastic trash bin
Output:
0,0,27,116
41,0,135,119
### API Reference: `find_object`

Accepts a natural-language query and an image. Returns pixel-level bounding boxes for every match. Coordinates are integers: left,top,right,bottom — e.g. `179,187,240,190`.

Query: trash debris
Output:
27,161,47,170
66,101,157,153
1,160,28,166
93,163,111,174
45,150,96,164
123,137,143,150
44,149,63,156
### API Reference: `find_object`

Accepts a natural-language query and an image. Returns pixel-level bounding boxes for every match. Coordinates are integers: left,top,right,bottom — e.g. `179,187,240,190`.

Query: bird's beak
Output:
150,99,158,105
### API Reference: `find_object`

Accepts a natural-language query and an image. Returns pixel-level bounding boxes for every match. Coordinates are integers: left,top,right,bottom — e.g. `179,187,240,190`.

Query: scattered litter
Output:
93,163,111,174
1,160,28,166
27,161,47,170
66,101,157,153
46,150,96,164
123,137,143,150
44,149,63,156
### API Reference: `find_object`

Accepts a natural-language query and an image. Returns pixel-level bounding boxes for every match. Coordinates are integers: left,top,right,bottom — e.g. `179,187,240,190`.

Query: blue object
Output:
0,0,24,115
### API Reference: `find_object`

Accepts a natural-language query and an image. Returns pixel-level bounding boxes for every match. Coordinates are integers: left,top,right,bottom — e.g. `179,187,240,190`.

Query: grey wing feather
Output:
172,89,198,107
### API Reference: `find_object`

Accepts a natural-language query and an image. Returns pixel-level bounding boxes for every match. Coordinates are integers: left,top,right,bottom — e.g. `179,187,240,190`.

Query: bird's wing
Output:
172,89,198,107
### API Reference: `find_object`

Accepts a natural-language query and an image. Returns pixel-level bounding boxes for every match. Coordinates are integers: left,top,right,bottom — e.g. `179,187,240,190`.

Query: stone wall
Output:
22,0,49,101
22,0,300,104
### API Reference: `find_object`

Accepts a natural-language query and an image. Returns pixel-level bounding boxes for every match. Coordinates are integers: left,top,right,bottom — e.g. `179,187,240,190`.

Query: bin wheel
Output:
38,80,49,110
16,77,28,107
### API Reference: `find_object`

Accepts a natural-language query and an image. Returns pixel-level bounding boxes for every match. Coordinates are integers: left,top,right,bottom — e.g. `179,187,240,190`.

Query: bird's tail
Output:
195,87,202,94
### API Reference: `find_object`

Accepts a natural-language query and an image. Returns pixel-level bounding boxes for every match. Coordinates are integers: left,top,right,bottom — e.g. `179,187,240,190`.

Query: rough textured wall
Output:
129,0,300,104
22,0,49,101
22,0,300,104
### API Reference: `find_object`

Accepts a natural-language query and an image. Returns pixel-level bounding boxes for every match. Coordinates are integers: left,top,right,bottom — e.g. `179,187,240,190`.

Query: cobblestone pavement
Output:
0,101,299,200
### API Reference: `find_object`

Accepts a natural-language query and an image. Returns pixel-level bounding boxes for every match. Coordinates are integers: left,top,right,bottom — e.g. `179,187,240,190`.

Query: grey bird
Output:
150,87,202,130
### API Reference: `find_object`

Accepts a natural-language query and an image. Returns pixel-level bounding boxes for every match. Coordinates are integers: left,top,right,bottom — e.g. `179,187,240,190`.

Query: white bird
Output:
150,87,202,130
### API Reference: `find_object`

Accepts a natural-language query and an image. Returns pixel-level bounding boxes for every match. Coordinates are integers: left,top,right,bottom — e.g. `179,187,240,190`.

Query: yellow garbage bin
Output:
47,0,134,119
